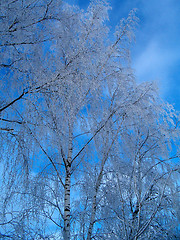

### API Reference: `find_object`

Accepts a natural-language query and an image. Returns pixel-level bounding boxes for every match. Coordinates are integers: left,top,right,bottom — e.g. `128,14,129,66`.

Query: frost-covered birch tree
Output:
76,84,180,240
0,0,179,239
95,94,180,239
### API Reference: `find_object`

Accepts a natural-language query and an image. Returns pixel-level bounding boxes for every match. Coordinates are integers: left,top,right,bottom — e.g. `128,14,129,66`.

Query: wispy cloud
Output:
129,0,180,107
133,40,180,90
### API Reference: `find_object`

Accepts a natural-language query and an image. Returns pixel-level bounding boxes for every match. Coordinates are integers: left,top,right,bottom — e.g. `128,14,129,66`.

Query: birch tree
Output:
73,83,180,239
21,3,140,238
98,96,180,239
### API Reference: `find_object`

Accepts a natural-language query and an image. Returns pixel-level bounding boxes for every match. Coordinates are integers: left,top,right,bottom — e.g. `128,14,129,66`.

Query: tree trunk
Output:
86,167,104,240
63,126,73,240
87,194,97,240
63,166,71,240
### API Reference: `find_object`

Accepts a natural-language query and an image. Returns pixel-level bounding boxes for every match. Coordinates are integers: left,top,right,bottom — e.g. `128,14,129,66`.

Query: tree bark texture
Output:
63,127,73,240
63,166,71,240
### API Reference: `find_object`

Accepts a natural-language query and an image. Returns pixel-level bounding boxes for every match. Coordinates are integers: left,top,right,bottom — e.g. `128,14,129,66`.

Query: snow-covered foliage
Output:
0,0,179,239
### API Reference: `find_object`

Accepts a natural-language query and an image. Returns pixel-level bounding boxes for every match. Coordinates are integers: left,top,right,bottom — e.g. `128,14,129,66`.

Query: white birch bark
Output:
63,127,73,240
63,166,71,240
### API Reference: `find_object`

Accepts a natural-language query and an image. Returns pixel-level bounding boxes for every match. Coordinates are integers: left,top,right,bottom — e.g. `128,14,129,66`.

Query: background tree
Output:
96,95,180,239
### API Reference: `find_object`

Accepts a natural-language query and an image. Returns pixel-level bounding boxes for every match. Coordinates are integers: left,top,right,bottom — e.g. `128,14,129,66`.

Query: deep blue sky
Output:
73,0,180,111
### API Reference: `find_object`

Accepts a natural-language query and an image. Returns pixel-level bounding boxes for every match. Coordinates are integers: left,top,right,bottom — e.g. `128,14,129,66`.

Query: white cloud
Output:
128,0,180,102
133,40,179,80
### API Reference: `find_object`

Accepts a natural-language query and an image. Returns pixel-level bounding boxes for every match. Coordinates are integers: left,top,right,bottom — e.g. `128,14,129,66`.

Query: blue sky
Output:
76,0,180,111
